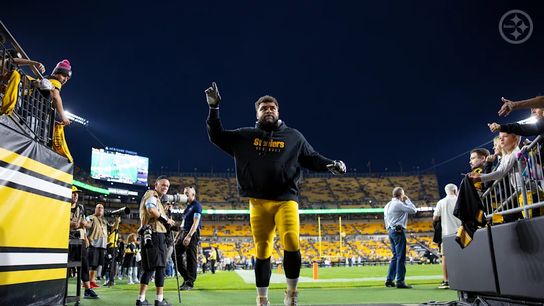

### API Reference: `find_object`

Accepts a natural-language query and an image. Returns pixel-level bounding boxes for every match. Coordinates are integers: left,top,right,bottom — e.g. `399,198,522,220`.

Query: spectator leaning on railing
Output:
41,59,72,125
468,132,523,222
468,148,492,195
468,132,521,185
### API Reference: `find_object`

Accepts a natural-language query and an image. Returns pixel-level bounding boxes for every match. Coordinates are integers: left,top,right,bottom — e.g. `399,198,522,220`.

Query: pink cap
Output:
53,59,72,77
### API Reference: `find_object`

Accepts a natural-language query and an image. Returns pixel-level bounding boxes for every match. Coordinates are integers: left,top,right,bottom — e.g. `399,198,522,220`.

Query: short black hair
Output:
470,148,490,158
255,95,279,111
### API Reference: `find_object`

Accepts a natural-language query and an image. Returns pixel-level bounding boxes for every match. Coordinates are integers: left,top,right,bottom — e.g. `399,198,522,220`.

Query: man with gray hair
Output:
384,187,417,289
433,184,461,289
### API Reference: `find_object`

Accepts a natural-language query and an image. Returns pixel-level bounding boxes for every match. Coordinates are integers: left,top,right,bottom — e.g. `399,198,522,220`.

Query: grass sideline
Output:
71,264,457,305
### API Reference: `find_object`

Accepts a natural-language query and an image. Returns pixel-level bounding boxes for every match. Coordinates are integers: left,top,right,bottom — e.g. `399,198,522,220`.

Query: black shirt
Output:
207,108,333,201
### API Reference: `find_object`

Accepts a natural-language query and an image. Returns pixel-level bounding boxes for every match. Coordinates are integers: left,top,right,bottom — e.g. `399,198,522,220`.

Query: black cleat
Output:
136,299,152,306
154,299,172,306
180,284,194,290
385,280,396,287
438,281,450,289
83,288,99,299
396,281,413,289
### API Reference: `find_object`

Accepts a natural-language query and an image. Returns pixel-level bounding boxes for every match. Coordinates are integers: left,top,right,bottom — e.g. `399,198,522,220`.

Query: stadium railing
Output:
0,21,54,146
481,135,544,220
444,135,544,303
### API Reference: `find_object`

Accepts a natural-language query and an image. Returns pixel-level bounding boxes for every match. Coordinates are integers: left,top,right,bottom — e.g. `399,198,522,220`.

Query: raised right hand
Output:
205,82,221,107
498,97,515,117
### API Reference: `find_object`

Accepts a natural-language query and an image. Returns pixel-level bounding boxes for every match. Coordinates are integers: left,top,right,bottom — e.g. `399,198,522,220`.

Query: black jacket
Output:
500,119,544,136
453,176,486,248
207,108,333,201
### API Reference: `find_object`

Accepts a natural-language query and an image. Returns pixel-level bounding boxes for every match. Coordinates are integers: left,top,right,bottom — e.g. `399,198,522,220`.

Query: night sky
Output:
3,1,544,196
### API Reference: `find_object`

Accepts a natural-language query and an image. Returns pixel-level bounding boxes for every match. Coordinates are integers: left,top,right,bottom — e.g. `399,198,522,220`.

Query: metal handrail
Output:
0,20,45,79
481,134,544,220
0,21,54,146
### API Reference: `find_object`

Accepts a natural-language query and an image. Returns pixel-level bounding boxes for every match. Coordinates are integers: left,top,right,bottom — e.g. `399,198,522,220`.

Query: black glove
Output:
327,160,346,175
205,82,221,108
158,215,172,231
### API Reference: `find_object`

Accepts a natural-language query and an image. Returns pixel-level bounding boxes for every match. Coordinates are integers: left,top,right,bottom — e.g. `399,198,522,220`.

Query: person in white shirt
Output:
384,187,417,289
433,184,462,289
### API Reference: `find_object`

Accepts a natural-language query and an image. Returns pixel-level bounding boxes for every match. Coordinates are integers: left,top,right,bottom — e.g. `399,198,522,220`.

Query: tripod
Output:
106,218,121,287
171,230,182,303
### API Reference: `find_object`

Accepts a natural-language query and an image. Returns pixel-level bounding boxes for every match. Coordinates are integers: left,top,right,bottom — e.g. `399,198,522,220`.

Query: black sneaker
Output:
84,288,99,299
180,284,194,290
385,280,396,287
396,281,413,289
154,299,172,306
136,299,152,306
438,281,449,289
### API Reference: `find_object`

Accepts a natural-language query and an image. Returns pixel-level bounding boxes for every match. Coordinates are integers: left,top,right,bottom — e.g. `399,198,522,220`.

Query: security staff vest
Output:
139,189,167,233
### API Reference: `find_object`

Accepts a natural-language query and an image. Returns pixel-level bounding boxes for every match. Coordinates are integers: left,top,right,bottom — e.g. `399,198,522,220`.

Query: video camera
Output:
138,225,153,248
105,207,131,217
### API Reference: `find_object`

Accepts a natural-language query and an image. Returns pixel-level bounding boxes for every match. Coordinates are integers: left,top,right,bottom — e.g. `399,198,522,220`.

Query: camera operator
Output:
87,203,106,288
87,203,119,288
69,186,98,298
103,217,121,286
175,186,202,291
136,176,175,306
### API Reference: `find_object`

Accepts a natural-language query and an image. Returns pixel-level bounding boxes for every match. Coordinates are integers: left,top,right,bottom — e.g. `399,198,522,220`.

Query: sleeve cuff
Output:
208,107,220,119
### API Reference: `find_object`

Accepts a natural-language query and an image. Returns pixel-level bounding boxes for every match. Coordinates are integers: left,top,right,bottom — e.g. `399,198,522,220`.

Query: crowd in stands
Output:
74,170,443,271
146,173,440,210
118,219,438,269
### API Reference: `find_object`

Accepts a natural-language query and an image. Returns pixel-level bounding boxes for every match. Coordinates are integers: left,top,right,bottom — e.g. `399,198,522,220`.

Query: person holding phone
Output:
383,187,417,289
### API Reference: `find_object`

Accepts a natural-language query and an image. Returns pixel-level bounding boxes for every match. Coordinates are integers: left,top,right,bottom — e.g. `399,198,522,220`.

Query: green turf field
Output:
71,264,457,305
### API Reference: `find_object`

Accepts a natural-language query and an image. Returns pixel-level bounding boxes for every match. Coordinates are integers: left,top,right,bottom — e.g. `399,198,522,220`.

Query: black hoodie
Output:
207,108,333,201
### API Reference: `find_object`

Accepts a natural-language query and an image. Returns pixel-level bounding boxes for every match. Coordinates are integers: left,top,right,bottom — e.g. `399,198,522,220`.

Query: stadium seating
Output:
78,171,440,264
198,219,438,264
111,172,440,210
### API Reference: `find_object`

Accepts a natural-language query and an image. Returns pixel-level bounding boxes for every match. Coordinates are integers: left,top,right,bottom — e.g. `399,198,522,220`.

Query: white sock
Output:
286,278,298,292
157,294,163,302
256,287,268,298
138,295,145,302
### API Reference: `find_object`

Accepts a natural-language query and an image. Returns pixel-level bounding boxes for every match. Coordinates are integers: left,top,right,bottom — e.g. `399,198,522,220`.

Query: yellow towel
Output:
52,123,74,163
1,70,21,115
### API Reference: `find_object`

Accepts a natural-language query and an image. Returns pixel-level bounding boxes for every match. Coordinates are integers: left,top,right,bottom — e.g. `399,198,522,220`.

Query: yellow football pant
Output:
249,198,300,259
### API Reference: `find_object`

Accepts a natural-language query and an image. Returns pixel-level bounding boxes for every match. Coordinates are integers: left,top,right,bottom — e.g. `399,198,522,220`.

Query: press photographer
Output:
87,203,119,289
68,186,97,299
104,207,130,286
135,176,177,306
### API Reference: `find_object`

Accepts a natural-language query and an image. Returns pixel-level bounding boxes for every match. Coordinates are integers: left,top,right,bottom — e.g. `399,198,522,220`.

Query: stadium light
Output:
518,116,538,124
64,110,89,126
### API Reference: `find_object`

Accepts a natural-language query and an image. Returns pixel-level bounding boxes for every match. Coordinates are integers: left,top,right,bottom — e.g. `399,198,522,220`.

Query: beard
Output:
258,116,279,129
